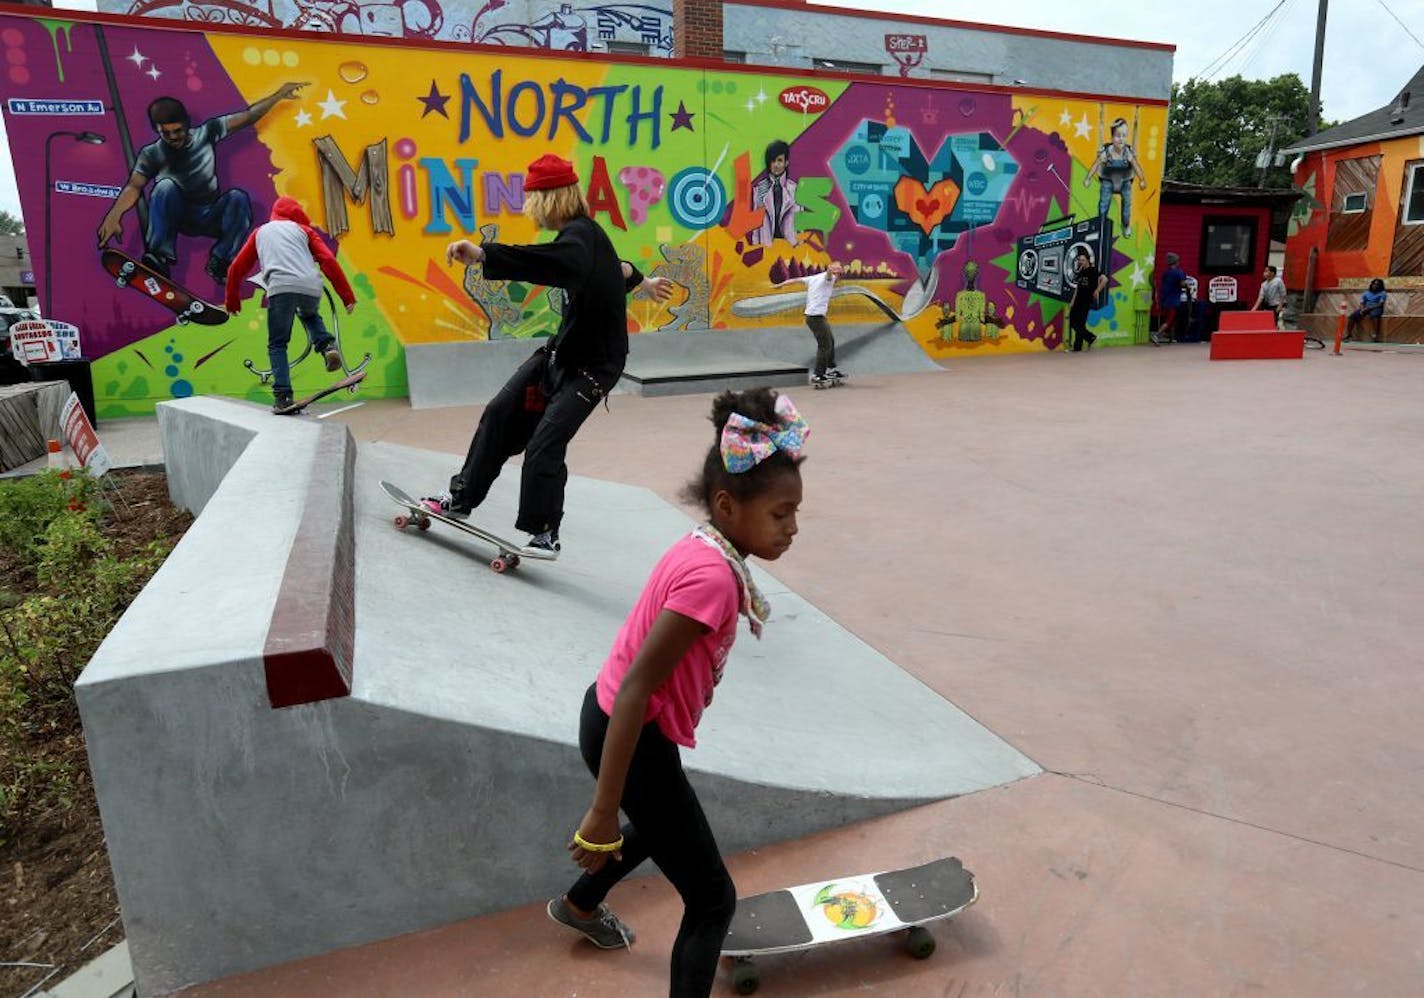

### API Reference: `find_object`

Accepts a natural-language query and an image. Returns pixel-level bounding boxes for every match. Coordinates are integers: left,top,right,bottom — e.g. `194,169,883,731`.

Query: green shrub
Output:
0,471,172,835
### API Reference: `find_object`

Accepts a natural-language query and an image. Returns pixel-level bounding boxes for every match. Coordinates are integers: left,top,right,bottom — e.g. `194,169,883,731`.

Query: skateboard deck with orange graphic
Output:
720,856,976,994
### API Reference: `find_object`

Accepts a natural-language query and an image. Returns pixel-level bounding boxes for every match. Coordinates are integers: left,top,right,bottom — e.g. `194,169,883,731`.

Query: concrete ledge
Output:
262,424,357,708
406,323,940,409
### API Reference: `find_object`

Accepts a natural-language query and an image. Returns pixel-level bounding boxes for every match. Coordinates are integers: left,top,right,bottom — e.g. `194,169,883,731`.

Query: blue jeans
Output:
1098,179,1132,232
267,293,334,396
144,178,251,269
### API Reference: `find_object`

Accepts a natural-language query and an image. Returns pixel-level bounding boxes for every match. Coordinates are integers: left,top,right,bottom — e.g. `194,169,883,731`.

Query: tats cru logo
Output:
779,86,829,114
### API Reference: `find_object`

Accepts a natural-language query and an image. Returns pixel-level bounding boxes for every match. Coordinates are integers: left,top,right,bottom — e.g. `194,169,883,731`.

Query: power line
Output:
1375,0,1424,50
1219,0,1298,80
1197,0,1292,81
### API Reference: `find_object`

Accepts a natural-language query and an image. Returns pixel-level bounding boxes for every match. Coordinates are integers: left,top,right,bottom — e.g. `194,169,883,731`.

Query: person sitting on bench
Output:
1345,279,1387,342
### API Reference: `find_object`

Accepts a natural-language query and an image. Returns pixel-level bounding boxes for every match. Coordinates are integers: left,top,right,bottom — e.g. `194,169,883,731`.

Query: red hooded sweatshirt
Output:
224,197,356,313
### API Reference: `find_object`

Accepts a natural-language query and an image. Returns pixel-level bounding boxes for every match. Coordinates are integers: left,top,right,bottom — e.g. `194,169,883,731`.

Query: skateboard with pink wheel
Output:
378,480,555,574
720,856,977,994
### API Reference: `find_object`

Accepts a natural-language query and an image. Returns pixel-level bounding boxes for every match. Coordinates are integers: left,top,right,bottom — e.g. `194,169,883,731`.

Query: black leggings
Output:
566,685,736,998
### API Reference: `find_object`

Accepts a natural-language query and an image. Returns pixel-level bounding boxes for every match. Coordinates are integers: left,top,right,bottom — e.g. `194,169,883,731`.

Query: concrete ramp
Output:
76,398,1034,995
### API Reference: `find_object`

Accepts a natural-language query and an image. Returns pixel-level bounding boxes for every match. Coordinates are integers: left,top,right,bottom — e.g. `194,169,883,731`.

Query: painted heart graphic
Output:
894,176,960,235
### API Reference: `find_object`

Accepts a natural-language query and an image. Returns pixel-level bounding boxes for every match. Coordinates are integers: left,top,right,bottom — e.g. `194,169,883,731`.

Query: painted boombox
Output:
1013,215,1114,303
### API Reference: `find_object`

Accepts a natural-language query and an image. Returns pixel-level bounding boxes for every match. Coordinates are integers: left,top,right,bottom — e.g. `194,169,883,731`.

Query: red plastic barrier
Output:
1209,331,1306,360
1217,310,1279,332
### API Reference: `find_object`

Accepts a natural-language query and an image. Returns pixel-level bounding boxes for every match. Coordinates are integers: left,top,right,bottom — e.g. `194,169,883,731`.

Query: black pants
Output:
450,347,620,535
805,314,835,376
1068,309,1096,351
566,685,736,998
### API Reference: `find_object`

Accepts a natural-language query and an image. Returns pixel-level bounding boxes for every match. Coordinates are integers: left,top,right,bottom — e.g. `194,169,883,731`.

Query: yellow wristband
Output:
572,831,624,853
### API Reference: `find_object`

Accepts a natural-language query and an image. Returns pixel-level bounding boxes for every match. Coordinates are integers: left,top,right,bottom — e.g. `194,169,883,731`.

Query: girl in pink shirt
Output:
546,388,808,997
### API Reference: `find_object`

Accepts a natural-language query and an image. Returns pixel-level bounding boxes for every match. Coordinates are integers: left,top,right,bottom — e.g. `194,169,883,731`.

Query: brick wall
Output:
675,0,724,59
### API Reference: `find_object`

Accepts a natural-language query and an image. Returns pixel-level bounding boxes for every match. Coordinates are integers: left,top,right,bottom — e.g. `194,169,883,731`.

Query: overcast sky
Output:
2,0,1421,219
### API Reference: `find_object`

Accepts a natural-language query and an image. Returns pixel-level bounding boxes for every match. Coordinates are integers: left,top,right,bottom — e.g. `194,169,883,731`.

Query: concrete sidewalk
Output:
106,345,1424,995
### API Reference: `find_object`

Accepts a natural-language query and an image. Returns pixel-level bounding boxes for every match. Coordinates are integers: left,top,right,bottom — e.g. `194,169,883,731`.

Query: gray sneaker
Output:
546,897,635,949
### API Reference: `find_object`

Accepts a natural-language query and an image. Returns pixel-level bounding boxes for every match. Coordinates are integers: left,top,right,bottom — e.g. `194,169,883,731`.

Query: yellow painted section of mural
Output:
0,11,1166,416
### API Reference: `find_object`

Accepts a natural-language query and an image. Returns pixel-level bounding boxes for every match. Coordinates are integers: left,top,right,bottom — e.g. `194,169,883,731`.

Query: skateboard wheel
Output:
176,315,190,326
394,515,409,530
507,554,520,569
491,557,508,573
730,957,759,995
416,517,430,532
905,925,935,959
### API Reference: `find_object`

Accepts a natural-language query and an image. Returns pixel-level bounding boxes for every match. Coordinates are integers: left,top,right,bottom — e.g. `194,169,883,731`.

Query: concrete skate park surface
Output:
75,397,1034,994
176,347,1424,997
405,321,940,407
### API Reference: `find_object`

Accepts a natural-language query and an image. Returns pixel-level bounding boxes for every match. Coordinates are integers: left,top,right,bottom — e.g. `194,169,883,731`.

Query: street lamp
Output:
43,130,106,318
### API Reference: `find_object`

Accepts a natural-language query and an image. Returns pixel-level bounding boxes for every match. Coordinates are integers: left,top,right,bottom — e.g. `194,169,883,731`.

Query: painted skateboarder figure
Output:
96,83,306,284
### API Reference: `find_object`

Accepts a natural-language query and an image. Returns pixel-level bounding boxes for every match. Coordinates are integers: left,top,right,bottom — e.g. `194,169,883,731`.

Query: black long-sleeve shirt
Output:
481,216,643,374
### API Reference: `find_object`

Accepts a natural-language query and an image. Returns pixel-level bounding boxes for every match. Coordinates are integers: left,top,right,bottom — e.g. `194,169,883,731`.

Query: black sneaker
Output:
808,373,832,390
206,256,230,284
418,492,469,521
825,367,848,381
523,530,561,558
322,347,343,373
141,252,171,278
546,897,635,950
272,392,294,414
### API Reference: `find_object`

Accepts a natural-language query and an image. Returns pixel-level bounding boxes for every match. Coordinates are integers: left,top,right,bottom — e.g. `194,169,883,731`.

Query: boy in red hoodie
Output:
225,196,357,413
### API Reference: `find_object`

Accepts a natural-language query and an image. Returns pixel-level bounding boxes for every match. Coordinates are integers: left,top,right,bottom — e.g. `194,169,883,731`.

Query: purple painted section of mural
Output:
795,84,1071,341
3,20,278,356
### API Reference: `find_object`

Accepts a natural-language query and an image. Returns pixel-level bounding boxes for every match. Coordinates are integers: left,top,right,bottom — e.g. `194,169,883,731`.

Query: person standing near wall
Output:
772,263,846,387
1067,247,1106,352
1156,252,1186,344
1253,265,1288,328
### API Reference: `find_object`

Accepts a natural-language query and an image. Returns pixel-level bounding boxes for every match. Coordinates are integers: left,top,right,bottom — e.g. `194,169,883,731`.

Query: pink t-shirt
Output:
595,535,742,748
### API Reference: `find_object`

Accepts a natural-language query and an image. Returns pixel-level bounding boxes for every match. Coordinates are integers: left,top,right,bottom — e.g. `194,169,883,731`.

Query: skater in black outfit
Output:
423,154,672,556
1068,246,1107,352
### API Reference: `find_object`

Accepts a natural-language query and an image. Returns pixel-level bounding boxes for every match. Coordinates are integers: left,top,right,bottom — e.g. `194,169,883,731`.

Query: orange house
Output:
1282,65,1424,343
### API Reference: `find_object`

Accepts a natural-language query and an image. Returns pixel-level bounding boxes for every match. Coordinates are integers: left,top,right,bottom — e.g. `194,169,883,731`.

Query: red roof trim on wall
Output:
732,0,1177,53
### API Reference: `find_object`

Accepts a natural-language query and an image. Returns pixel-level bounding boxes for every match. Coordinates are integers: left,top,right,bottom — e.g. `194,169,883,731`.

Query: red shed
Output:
1153,181,1300,336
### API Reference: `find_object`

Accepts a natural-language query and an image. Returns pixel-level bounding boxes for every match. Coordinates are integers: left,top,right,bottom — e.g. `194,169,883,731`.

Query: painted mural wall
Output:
0,12,1166,418
94,0,674,52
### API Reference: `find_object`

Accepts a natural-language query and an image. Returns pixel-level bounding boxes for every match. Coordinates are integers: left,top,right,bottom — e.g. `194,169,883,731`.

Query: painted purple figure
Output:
750,140,801,246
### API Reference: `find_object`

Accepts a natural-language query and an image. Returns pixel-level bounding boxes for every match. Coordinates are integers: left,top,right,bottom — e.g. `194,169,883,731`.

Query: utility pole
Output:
1307,0,1328,135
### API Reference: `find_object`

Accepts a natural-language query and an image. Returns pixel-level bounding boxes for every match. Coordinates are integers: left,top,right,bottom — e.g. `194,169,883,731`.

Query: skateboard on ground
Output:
100,249,227,326
811,374,845,390
721,856,977,994
274,370,367,415
378,480,556,574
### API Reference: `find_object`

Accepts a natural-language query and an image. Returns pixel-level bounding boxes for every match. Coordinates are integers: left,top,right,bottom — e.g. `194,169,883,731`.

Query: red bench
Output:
1210,310,1305,360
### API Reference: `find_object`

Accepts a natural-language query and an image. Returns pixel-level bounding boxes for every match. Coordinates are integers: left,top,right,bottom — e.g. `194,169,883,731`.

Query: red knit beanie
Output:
525,154,579,191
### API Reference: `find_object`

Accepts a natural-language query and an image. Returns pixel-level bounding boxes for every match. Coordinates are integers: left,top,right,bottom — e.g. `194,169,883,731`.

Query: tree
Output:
1166,74,1329,189
0,210,22,235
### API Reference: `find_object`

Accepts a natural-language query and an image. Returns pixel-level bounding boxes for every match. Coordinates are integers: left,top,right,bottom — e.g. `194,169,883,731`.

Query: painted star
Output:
318,89,347,120
294,108,313,128
146,65,161,82
1074,113,1092,139
126,46,147,69
1059,108,1072,126
1127,260,1146,285
669,100,695,132
745,98,757,113
418,80,450,119
754,88,768,105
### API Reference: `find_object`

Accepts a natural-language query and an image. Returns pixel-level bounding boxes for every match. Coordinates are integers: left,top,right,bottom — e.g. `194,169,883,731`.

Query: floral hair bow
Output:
720,394,809,473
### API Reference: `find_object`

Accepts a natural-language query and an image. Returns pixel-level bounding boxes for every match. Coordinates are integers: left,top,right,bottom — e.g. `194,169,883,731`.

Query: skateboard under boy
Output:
273,370,367,416
100,249,227,326
378,480,556,574
720,856,977,994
